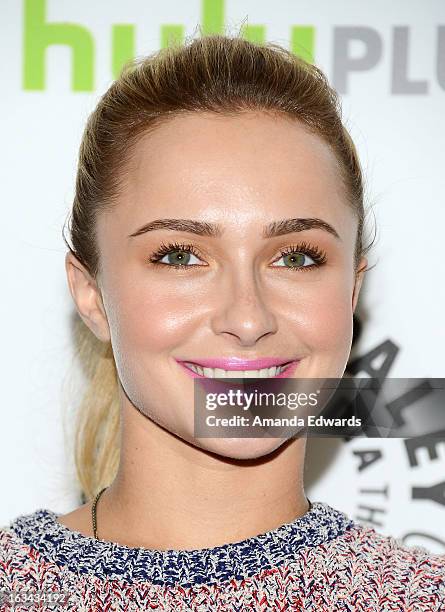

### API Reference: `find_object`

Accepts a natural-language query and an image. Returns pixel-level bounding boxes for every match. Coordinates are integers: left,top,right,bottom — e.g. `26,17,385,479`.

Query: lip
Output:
175,358,301,379
175,357,296,370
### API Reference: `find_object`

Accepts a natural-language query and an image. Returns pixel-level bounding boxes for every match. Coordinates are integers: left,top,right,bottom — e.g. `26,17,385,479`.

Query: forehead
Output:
100,111,353,238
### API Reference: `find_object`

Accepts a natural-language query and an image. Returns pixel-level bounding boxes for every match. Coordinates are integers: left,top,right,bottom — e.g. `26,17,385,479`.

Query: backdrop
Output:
1,0,444,552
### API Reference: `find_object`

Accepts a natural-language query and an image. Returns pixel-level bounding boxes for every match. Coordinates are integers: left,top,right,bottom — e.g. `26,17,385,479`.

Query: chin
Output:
195,436,290,460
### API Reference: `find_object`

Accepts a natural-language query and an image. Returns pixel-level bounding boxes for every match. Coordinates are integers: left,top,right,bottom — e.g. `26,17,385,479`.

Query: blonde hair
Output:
62,32,373,501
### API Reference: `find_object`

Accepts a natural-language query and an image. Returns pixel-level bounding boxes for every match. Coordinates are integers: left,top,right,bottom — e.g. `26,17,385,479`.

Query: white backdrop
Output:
1,0,444,552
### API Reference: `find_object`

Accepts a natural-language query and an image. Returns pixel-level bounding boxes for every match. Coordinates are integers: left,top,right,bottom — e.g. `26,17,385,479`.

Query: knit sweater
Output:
0,501,444,611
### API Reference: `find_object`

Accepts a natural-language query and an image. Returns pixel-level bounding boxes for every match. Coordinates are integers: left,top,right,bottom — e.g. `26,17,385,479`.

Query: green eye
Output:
165,250,192,265
272,241,327,271
149,242,204,268
149,240,327,272
273,251,315,269
281,252,307,268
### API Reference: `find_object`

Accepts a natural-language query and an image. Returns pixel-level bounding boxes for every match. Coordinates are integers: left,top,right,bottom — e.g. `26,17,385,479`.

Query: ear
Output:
352,256,368,313
65,251,111,343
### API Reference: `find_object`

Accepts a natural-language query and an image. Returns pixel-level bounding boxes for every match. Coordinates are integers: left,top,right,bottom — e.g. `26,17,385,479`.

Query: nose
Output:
210,269,278,347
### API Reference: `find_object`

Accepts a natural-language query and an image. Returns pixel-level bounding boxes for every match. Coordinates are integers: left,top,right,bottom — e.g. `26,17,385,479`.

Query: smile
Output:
175,358,300,379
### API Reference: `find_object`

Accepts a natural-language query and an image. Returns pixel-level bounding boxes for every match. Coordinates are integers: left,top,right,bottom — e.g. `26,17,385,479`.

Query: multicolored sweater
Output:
0,501,444,610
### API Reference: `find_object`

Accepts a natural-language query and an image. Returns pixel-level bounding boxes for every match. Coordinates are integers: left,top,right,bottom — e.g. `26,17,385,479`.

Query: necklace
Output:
92,487,107,540
91,489,313,542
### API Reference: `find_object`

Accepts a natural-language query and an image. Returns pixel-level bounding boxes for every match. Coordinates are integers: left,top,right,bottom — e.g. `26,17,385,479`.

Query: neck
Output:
99,395,309,550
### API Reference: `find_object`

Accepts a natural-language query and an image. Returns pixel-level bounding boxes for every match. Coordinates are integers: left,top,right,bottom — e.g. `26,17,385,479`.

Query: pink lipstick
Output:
175,357,300,378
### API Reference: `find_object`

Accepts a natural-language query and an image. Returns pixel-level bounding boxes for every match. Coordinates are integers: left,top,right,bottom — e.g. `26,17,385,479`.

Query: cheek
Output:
104,278,202,418
281,274,354,353
311,287,352,346
106,277,204,357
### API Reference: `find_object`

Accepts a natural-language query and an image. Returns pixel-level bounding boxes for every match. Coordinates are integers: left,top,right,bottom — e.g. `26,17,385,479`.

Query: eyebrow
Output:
128,217,341,240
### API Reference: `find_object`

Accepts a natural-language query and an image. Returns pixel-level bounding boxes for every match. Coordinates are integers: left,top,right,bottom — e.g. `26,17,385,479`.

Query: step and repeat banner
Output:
1,0,444,551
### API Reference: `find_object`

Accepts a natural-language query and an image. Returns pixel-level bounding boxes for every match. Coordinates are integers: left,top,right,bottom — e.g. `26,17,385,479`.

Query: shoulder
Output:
0,524,38,583
334,520,445,568
324,520,445,605
0,522,25,553
0,510,62,585
0,513,89,609
342,521,445,563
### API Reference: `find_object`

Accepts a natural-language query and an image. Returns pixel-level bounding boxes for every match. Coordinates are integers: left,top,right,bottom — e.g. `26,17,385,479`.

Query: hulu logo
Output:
23,0,314,91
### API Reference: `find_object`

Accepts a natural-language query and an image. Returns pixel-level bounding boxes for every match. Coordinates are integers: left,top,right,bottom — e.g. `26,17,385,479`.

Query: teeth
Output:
184,363,288,378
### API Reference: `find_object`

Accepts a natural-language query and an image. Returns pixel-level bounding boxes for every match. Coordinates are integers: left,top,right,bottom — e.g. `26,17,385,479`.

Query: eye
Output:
273,252,315,268
149,242,206,268
158,250,201,266
271,241,327,271
148,240,327,271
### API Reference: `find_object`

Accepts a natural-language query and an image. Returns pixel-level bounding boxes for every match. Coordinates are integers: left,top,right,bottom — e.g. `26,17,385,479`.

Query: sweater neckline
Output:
10,501,355,587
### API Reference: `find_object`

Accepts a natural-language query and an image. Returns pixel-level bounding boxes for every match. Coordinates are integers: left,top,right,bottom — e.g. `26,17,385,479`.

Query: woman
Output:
1,33,444,610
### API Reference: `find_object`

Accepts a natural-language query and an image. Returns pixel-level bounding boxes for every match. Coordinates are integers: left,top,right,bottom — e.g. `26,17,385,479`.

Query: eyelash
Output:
277,241,327,271
148,240,327,271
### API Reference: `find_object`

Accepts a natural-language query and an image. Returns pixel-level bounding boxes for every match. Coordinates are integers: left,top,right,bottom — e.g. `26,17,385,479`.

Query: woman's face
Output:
76,111,366,458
